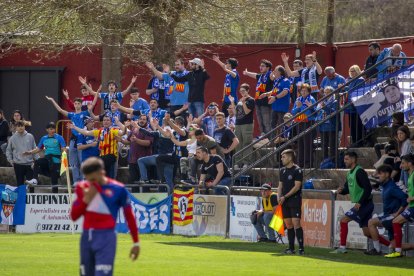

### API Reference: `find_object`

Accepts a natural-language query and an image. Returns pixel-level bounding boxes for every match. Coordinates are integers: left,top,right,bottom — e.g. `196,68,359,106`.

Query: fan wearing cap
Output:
254,183,278,242
77,117,99,162
166,57,210,118
194,102,219,137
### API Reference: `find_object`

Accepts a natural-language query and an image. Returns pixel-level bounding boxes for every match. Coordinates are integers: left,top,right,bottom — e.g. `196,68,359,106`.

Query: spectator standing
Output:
6,121,37,186
76,117,99,162
195,129,223,158
243,59,273,135
194,102,219,137
254,183,278,242
212,55,240,117
213,112,239,167
291,84,316,167
46,96,89,183
320,66,346,90
116,99,167,127
230,84,255,168
146,65,170,110
376,44,407,79
282,51,323,100
197,146,232,195
278,149,305,255
290,60,304,103
24,122,66,193
267,65,291,135
317,86,338,161
130,87,149,114
63,85,97,111
363,42,381,81
225,104,236,132
145,60,189,118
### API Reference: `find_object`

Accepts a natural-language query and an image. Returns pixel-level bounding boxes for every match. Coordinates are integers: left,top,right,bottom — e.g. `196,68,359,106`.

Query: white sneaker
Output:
25,179,38,186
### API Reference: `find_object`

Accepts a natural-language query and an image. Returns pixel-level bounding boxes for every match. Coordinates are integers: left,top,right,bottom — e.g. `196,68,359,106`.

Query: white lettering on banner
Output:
129,203,169,232
304,201,328,226
158,204,169,232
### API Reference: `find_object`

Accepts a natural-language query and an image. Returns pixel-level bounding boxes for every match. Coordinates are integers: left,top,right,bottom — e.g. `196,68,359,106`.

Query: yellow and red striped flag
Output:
269,205,285,236
173,188,194,226
60,151,69,176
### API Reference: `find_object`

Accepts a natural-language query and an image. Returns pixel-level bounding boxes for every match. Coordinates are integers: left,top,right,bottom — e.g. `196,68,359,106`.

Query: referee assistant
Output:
278,149,304,255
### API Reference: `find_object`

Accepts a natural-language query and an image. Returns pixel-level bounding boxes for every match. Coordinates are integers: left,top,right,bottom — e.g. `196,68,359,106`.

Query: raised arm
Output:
67,123,94,136
89,85,102,111
212,55,237,78
78,76,97,95
45,96,68,117
145,62,164,80
122,76,137,97
281,53,300,77
173,103,189,117
170,135,188,147
242,68,258,79
62,89,75,111
312,51,323,75
167,118,186,136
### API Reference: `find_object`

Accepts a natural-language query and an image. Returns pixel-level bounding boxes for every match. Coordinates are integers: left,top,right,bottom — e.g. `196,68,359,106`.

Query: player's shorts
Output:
378,214,394,240
345,200,374,228
401,207,414,222
80,229,116,276
282,198,302,219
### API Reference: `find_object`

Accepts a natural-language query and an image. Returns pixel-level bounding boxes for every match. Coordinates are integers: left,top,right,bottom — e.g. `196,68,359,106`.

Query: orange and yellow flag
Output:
60,151,69,176
269,205,285,236
173,188,194,226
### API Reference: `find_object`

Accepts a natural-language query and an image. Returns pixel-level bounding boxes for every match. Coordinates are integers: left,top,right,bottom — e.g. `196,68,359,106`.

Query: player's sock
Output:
378,236,390,246
373,240,380,252
295,227,304,249
392,223,402,252
340,221,348,247
287,228,295,251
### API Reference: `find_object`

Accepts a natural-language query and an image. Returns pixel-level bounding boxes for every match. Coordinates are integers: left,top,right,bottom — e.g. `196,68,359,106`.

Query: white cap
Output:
189,58,202,66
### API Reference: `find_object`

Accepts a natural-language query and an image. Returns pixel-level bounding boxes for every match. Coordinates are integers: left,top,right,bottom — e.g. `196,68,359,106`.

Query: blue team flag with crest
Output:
349,64,414,129
0,184,26,225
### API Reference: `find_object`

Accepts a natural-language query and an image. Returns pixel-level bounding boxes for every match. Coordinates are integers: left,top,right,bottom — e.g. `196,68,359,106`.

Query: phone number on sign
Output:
36,223,79,232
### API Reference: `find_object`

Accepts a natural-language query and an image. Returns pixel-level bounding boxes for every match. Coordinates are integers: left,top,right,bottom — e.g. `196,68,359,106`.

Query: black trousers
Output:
156,154,180,181
101,154,117,178
349,113,365,146
33,157,60,193
13,164,34,186
296,122,313,167
128,163,140,183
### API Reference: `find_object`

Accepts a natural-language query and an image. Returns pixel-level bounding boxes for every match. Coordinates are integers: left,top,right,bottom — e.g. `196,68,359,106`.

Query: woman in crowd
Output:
396,125,413,186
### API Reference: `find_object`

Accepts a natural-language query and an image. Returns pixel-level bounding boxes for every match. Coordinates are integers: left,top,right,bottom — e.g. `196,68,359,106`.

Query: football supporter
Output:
194,102,220,137
385,154,414,258
196,146,231,195
24,122,66,193
331,151,373,254
115,99,167,126
70,157,139,275
213,112,239,167
365,165,407,255
254,183,278,243
278,149,305,255
62,84,98,112
146,65,170,110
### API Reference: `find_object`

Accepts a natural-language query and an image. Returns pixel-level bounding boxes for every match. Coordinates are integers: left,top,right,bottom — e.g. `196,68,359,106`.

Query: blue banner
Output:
350,65,414,129
116,193,171,234
0,184,26,225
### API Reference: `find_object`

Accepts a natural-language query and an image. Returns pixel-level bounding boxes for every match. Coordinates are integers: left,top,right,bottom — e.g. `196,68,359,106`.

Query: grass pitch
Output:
0,234,413,275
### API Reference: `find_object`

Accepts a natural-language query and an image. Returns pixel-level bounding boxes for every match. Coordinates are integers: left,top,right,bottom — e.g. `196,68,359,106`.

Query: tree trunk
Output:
326,0,335,45
297,0,306,57
151,18,177,65
101,32,125,87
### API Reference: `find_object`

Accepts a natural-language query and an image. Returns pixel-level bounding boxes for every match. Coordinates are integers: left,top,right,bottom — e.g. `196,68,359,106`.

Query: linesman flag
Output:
60,151,69,176
173,188,194,226
269,205,285,236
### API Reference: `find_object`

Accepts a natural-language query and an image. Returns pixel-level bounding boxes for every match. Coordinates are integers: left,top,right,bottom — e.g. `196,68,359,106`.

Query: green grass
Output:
0,234,413,275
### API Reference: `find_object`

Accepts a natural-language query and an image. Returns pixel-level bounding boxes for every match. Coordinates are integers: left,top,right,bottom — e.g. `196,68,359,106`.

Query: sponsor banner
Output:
229,196,259,242
117,194,171,234
132,193,168,204
0,184,26,225
333,201,367,249
173,195,227,237
16,193,82,233
301,199,332,248
350,66,414,129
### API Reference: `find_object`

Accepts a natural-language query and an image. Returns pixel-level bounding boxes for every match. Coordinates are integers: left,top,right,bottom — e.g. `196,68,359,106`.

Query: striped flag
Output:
269,205,285,236
173,188,194,226
60,151,69,176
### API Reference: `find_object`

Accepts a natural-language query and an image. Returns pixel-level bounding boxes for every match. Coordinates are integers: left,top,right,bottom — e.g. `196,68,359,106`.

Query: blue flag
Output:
350,65,414,129
0,184,26,225
116,193,171,234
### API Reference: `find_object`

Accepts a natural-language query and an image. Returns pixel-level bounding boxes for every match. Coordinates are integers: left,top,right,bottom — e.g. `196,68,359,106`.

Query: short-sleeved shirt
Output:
235,97,255,125
163,71,189,106
132,98,149,112
99,92,123,111
271,77,291,113
214,127,236,150
92,128,120,157
201,155,231,179
202,116,218,137
67,111,89,136
132,108,167,126
320,74,346,90
280,165,303,203
197,136,223,157
255,72,273,106
37,134,66,163
223,70,240,104
77,134,99,161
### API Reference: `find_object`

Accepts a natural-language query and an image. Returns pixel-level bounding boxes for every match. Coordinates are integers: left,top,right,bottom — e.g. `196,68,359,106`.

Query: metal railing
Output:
232,57,414,186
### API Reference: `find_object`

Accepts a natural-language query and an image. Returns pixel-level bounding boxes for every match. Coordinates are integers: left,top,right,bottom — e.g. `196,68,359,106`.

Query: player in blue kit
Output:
71,157,140,275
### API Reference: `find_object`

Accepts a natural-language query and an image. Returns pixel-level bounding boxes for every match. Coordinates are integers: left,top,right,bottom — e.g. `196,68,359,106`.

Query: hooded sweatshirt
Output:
6,131,37,165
